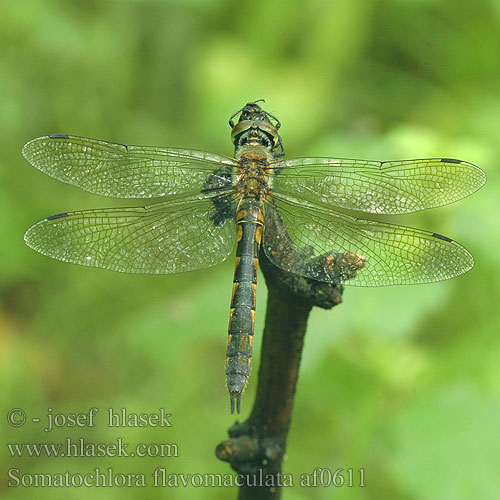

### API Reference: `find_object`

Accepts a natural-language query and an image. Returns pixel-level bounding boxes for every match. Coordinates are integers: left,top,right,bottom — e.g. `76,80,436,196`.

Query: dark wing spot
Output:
47,212,68,220
432,232,453,242
441,158,462,164
49,134,69,139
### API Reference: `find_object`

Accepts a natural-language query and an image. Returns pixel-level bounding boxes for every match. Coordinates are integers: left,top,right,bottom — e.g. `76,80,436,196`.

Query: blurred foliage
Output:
1,0,499,499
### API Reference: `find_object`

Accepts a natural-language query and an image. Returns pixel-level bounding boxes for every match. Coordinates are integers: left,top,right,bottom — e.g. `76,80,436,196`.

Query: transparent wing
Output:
263,194,473,286
23,135,238,198
25,192,237,274
270,157,486,214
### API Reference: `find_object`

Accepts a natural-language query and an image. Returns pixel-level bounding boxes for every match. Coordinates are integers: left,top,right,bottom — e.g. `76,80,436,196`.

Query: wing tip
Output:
440,157,487,189
24,223,40,251
21,137,39,163
22,134,73,162
22,134,63,163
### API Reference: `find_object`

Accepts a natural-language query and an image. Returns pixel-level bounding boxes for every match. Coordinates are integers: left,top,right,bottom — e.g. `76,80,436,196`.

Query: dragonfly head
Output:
229,101,285,157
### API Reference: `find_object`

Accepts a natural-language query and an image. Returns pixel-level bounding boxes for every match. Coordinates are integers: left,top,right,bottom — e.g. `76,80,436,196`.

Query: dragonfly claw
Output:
230,392,242,414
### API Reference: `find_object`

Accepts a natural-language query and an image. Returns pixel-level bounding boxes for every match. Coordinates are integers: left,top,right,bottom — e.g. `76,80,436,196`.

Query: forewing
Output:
263,194,473,286
270,157,486,214
23,135,238,198
25,192,237,274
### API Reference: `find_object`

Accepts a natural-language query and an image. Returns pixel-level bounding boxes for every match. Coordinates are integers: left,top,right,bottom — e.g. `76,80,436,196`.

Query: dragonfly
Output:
23,101,486,413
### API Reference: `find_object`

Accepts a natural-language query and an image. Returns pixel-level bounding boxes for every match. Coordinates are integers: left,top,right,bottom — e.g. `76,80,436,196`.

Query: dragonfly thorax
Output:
235,149,272,201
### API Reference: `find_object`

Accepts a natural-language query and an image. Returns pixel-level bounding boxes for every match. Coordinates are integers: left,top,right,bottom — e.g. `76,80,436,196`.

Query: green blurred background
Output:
1,0,499,499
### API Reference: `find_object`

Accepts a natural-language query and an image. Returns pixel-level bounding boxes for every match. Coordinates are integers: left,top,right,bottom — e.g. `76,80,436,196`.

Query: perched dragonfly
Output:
24,101,486,413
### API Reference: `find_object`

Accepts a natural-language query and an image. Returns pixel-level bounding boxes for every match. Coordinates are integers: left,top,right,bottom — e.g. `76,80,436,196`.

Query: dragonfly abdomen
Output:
226,199,264,413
